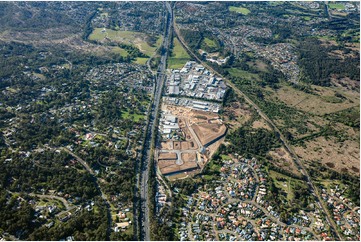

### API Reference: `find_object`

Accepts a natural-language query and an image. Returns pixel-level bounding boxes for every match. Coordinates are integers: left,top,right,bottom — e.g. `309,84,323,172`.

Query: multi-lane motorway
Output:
135,2,173,241
135,2,341,240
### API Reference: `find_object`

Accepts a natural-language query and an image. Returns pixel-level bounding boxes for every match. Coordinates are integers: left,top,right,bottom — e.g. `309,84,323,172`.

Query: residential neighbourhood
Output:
0,1,359,241
174,155,360,241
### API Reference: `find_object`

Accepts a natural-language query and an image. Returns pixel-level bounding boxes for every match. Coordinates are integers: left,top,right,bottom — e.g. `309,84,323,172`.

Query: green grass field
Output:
33,73,46,80
221,154,231,160
134,57,148,65
269,1,285,6
229,6,251,15
328,3,345,10
121,111,145,122
269,170,295,202
112,47,129,57
138,36,163,56
168,37,190,69
172,38,190,59
89,28,162,56
203,37,218,49
168,58,189,69
226,68,261,82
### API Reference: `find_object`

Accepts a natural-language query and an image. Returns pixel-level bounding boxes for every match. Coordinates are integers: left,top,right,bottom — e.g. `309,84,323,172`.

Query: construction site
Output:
156,101,227,179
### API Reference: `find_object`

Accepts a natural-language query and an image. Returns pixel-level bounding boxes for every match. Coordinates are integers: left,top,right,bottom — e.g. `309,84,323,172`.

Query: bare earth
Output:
191,123,227,146
157,105,227,178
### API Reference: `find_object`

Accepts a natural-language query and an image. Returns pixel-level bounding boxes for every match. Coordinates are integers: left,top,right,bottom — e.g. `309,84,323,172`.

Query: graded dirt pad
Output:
191,123,227,146
180,141,189,150
173,141,181,150
180,141,198,150
294,136,360,176
158,152,177,160
182,126,193,141
158,159,198,175
192,110,219,119
189,141,197,149
181,152,197,162
160,141,173,150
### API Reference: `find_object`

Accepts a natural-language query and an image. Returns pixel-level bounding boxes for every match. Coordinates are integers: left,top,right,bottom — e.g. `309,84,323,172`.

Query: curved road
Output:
62,147,112,240
171,2,342,240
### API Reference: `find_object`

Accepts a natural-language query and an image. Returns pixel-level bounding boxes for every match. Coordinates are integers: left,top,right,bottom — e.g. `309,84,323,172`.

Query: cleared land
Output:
158,158,198,175
222,101,253,131
203,37,217,49
294,136,360,176
328,3,345,10
168,37,190,69
191,123,227,146
252,119,272,131
271,85,359,115
89,28,162,56
112,46,128,57
229,6,251,15
158,152,177,160
157,105,226,178
226,68,261,82
268,147,301,176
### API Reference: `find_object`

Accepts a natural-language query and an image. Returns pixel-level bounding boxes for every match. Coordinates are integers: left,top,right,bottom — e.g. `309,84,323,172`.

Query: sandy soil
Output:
158,105,227,179
181,152,197,162
158,152,177,160
191,123,227,146
160,141,173,150
181,141,197,150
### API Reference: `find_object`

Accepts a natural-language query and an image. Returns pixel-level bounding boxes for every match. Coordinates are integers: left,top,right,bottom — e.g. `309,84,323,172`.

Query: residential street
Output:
172,10,342,240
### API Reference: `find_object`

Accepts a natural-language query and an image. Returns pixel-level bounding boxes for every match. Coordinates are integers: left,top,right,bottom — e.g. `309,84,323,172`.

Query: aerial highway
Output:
135,2,173,241
171,3,342,240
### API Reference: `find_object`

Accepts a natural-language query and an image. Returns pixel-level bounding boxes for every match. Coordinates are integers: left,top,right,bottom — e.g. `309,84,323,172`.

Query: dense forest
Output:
226,127,281,158
298,38,360,86
0,31,150,239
